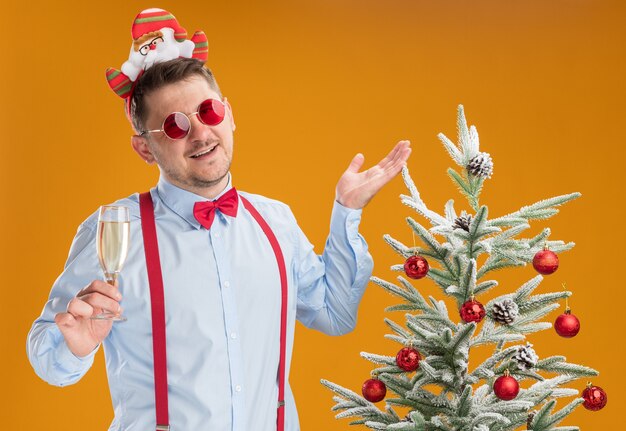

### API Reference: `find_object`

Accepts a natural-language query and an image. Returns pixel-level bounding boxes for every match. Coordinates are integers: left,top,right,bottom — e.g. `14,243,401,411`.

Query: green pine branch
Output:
530,399,585,431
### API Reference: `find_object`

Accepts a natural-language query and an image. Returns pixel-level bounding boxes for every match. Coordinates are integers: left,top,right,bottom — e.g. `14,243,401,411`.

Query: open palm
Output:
336,140,412,209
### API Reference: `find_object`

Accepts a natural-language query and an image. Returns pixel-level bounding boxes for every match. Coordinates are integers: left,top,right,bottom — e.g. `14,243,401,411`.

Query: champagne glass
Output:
91,205,130,321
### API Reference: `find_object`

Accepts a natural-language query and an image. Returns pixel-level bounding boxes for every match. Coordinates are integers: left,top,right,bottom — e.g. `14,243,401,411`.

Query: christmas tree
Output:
321,106,606,431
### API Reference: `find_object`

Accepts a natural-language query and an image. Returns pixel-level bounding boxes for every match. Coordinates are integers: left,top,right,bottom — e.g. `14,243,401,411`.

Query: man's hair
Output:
129,57,223,134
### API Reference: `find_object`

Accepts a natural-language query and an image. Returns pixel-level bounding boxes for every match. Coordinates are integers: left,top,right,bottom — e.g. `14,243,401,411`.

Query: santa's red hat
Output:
130,8,188,42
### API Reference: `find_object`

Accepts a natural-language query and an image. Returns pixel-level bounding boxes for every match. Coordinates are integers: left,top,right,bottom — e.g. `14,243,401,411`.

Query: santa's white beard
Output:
121,28,195,80
144,30,181,68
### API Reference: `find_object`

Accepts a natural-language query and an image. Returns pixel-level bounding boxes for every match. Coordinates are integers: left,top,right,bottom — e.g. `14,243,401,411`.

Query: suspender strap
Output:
240,196,288,431
139,192,288,431
139,192,170,431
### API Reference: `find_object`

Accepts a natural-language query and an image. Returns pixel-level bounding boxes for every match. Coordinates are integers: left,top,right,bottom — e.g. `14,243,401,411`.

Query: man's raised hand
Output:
335,140,412,209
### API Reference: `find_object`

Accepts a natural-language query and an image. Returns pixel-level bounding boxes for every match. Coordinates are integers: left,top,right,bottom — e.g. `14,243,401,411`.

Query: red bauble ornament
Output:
582,383,608,411
362,378,386,403
460,298,486,323
404,255,429,279
554,309,580,338
493,372,520,401
532,248,559,275
396,347,421,372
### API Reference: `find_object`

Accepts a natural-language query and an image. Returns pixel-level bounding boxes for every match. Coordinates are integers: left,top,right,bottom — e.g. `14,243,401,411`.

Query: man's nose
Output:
149,44,157,51
188,113,217,141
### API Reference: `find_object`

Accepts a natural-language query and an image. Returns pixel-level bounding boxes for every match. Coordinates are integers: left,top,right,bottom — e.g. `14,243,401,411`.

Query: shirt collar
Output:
156,173,235,230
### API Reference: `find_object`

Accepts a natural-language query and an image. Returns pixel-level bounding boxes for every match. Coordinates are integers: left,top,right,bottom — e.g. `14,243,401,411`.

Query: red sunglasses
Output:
141,98,226,140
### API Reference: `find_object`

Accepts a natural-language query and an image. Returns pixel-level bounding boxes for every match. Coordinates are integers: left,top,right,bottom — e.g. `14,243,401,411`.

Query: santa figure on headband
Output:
106,8,208,98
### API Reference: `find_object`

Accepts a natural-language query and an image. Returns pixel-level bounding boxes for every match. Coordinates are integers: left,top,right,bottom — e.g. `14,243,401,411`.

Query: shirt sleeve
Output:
26,221,101,387
294,200,374,335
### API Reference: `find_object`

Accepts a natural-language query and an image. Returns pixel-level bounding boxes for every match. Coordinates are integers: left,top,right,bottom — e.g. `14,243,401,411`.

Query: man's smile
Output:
189,143,219,159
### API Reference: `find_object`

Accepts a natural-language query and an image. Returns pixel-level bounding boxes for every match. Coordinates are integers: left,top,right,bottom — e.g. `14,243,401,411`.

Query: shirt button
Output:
230,332,237,339
224,281,230,288
235,385,242,392
214,232,221,238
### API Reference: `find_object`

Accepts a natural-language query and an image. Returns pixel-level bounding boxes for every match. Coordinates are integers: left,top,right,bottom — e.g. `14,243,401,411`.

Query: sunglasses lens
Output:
163,112,190,139
198,99,226,126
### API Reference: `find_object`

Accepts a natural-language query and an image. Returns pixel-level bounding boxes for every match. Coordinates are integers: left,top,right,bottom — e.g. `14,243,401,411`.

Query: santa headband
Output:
105,8,209,117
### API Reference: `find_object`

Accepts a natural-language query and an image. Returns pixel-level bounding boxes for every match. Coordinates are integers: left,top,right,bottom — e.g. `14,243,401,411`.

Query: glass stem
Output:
105,272,118,285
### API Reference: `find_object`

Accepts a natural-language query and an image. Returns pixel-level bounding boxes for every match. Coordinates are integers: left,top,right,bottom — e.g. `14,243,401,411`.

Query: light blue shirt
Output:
27,174,373,431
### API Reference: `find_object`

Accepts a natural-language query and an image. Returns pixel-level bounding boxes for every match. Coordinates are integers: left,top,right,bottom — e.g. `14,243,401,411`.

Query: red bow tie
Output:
193,188,239,229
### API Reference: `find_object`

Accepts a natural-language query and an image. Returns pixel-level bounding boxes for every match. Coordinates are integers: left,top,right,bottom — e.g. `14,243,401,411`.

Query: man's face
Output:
140,75,235,194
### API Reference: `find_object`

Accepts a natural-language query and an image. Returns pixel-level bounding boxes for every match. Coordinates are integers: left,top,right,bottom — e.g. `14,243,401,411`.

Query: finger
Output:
377,141,403,169
379,140,410,170
346,153,365,173
79,280,122,301
67,297,95,319
390,146,412,169
79,293,122,315
384,149,412,178
55,311,78,329
370,148,411,188
383,146,411,170
390,141,411,162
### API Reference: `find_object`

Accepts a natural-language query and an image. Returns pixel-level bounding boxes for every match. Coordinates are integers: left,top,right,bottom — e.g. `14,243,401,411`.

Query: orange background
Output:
1,0,623,429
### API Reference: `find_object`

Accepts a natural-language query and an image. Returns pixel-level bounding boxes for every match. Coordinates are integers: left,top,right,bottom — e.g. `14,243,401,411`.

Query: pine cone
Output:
492,299,519,324
453,212,472,231
527,410,536,429
514,342,539,370
467,152,493,178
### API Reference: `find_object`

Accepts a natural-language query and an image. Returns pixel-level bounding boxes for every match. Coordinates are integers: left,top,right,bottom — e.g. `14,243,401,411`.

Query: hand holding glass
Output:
92,205,129,321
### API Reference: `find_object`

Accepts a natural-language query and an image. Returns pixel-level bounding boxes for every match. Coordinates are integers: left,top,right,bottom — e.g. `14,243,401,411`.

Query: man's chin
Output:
190,172,229,189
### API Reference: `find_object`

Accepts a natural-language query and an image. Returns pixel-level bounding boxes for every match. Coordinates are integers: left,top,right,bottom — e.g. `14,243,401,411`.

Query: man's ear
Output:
224,97,236,131
131,135,157,164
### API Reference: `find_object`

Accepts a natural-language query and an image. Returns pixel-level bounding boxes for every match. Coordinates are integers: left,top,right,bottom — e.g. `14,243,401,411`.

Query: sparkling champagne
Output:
92,205,130,322
97,221,130,282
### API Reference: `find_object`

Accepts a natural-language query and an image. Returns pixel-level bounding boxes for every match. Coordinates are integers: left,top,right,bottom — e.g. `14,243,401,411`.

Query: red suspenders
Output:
139,192,170,430
139,192,287,431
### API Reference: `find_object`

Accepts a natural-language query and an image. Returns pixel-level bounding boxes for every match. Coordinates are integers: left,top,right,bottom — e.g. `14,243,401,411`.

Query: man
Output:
27,10,411,431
